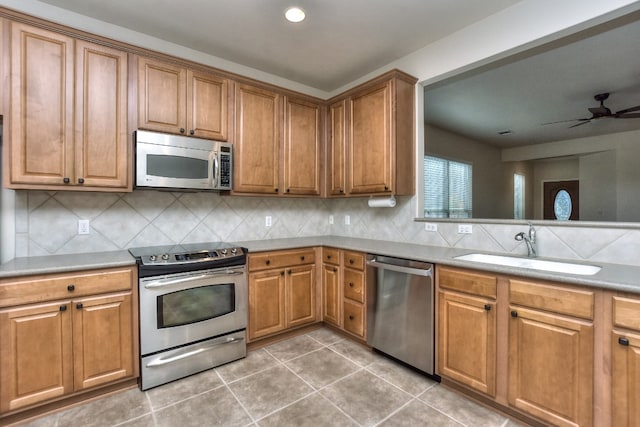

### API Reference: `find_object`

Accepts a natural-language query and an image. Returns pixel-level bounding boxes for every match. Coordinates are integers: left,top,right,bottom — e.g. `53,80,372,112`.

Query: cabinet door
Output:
234,84,281,194
138,57,186,134
9,23,74,186
0,302,73,412
187,69,230,140
612,330,640,427
328,100,347,196
283,97,321,195
286,265,316,328
322,264,341,326
75,40,128,188
248,270,285,340
508,306,594,427
348,81,392,194
72,292,133,390
438,291,496,396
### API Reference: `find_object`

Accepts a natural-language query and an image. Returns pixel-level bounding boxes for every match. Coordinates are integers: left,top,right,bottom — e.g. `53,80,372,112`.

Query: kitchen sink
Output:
454,253,601,276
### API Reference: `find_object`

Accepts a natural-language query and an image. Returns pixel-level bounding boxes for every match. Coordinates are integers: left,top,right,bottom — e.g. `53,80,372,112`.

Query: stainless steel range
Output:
129,242,247,390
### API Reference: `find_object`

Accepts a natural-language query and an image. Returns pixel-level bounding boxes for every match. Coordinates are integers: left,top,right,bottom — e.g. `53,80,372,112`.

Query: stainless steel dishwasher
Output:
366,254,435,375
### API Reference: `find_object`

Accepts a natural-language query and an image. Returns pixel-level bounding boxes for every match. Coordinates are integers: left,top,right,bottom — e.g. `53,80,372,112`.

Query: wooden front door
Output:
543,180,579,220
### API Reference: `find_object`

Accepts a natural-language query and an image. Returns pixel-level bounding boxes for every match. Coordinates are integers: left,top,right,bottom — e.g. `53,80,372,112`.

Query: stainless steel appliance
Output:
366,255,435,375
135,130,232,191
129,242,247,390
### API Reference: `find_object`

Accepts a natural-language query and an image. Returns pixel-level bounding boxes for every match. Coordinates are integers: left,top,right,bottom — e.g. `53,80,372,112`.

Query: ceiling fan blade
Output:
588,106,611,116
541,118,590,125
615,113,640,118
568,120,592,128
615,105,640,115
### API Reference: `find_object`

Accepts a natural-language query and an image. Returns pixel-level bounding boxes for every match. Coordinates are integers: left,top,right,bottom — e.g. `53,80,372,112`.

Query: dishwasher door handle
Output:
367,259,433,277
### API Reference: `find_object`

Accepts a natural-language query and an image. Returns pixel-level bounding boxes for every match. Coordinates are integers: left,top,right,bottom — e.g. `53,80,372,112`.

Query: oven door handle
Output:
145,336,245,367
144,270,244,288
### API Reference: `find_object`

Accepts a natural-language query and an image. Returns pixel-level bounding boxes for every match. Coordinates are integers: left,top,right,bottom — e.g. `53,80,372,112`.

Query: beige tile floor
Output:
17,328,525,427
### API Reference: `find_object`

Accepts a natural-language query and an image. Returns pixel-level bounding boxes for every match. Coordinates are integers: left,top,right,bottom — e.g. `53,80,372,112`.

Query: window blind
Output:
424,156,472,218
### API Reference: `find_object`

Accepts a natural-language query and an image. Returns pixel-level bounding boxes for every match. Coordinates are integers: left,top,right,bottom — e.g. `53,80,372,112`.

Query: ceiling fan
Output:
543,92,640,128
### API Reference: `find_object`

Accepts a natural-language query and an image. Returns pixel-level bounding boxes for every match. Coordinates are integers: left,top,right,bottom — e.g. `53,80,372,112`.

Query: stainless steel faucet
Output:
515,222,537,257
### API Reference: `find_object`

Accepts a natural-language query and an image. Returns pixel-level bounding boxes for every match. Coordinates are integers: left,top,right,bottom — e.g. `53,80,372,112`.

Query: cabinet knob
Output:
619,337,630,346
327,255,331,259
301,256,305,261
484,304,491,311
384,186,389,190
274,188,279,193
78,178,85,184
59,305,67,312
280,271,285,276
286,189,290,193
189,129,195,135
63,177,70,184
510,310,518,318
180,128,185,133
349,282,354,288
348,315,354,320
265,260,270,265
76,303,83,309
287,269,292,275
67,284,75,292
339,189,344,193
333,267,338,272
349,259,354,264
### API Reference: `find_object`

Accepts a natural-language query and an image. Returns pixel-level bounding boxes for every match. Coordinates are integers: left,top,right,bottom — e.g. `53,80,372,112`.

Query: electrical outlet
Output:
329,215,334,225
78,219,90,235
265,216,272,227
458,224,473,234
344,215,351,225
424,223,438,232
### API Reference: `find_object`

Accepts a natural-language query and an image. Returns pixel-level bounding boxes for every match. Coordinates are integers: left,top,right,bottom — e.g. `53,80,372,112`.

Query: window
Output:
514,173,525,219
424,156,472,218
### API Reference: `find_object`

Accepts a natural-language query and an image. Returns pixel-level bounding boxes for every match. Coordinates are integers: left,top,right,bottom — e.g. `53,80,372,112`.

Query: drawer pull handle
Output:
76,303,83,309
67,284,75,292
484,304,491,311
59,305,67,312
619,337,630,346
511,310,518,318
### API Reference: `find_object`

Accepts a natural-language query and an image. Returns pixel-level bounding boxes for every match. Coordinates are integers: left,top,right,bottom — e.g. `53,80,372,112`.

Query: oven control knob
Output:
231,248,237,254
149,255,157,261
220,249,228,255
162,253,170,260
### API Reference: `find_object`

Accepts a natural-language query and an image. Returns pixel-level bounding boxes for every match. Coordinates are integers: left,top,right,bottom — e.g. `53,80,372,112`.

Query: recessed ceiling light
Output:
285,7,306,23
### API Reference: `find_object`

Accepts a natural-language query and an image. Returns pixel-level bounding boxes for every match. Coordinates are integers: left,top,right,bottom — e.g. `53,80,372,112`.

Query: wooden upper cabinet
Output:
283,97,321,195
234,83,281,194
349,80,392,194
327,99,347,196
137,56,231,140
328,70,417,197
7,22,129,190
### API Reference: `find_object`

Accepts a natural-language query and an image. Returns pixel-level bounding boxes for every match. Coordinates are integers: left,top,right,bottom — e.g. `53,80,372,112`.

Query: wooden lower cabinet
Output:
508,305,593,427
0,267,137,416
321,262,340,327
438,290,496,396
436,266,601,427
247,249,318,341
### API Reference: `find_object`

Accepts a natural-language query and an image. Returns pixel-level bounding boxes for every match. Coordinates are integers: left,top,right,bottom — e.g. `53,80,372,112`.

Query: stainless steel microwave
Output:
135,130,232,191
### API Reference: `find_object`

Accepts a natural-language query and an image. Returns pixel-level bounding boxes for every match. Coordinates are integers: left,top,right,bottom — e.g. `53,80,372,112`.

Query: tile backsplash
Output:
14,190,640,267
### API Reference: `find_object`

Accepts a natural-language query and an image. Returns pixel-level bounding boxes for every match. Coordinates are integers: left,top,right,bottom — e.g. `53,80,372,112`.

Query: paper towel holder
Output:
368,195,396,208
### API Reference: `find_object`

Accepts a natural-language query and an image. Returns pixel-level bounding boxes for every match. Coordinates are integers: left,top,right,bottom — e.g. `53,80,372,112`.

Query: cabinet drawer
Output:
249,249,315,272
612,295,640,331
343,269,364,303
343,300,365,338
509,279,594,320
438,266,497,299
343,251,365,271
0,267,135,308
322,247,341,266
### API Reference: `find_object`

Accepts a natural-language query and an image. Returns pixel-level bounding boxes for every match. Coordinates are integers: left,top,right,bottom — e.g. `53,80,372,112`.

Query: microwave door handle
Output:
210,151,218,188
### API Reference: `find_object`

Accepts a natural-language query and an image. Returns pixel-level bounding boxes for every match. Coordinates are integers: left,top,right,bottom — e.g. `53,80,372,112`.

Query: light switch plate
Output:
78,219,90,235
458,224,473,234
424,223,438,232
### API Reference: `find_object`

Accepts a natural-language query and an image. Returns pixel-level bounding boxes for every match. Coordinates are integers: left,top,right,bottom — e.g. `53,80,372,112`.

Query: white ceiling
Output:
36,0,522,91
424,12,640,148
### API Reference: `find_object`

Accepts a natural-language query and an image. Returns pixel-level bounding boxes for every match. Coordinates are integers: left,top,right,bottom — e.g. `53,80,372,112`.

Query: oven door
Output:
139,266,247,355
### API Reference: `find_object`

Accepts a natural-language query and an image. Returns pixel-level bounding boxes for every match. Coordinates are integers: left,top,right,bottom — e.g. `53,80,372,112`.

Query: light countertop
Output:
2,237,639,294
